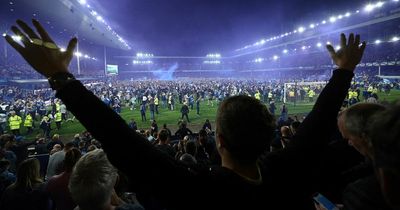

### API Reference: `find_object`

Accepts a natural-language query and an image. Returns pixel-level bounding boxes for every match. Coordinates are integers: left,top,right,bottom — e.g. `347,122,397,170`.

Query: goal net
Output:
283,81,328,105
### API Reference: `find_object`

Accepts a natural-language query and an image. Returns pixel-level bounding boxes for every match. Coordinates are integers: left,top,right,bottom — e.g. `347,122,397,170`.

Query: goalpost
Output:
283,81,328,104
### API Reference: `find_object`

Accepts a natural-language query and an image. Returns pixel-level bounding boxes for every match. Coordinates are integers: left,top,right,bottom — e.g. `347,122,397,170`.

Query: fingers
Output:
340,33,346,48
16,19,40,39
32,19,55,43
11,26,30,45
4,35,24,53
359,41,367,54
65,37,78,60
355,34,360,47
348,33,354,46
326,44,336,59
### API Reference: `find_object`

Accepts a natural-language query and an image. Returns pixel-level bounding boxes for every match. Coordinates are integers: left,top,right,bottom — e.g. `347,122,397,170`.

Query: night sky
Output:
1,0,367,56
97,0,364,55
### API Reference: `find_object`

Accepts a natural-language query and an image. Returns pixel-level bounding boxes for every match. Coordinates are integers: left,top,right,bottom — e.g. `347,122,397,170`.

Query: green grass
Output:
19,90,400,140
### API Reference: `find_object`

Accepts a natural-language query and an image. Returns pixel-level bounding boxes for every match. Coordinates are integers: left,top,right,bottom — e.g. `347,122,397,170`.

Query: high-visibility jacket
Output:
9,115,22,130
154,97,159,105
268,92,273,99
254,92,261,100
24,115,33,127
348,91,354,99
55,112,62,122
56,102,61,112
308,90,315,98
353,91,358,98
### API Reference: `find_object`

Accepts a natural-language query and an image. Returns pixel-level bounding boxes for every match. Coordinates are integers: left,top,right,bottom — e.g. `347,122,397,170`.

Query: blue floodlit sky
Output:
0,0,372,56
98,0,364,55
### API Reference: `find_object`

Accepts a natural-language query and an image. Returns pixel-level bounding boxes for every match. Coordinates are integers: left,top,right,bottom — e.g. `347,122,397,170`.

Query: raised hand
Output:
4,19,77,78
326,33,366,71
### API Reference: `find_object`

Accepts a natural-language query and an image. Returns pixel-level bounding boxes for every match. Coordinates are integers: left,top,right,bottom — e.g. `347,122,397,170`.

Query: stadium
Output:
0,0,400,210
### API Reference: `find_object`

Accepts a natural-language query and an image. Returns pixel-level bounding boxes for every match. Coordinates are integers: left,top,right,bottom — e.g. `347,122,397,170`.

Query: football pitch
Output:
21,90,400,140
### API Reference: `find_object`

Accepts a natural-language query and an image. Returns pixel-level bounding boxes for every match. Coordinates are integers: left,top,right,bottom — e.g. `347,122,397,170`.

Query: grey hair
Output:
343,103,386,138
69,149,118,210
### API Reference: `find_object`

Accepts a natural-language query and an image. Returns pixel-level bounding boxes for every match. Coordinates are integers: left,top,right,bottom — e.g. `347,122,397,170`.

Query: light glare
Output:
11,35,21,41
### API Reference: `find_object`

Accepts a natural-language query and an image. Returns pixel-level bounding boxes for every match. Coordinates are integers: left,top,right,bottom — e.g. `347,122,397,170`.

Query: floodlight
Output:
376,2,384,7
329,16,336,23
254,58,264,63
96,16,103,22
11,35,21,41
298,27,305,33
375,39,381,44
364,4,374,12
392,36,399,42
77,0,86,5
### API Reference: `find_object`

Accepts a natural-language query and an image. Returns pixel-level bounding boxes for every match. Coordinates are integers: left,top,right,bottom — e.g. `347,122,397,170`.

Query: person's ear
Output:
216,133,225,149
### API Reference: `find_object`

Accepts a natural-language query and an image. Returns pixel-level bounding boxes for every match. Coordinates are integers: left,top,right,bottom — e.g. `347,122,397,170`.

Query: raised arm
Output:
5,19,192,205
289,33,366,150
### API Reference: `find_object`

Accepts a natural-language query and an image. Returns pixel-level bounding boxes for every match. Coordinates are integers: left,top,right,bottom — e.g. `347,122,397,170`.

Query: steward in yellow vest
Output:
24,114,33,134
8,111,22,135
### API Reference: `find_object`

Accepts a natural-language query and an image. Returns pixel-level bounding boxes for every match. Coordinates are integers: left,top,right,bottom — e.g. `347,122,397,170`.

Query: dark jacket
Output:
56,70,353,210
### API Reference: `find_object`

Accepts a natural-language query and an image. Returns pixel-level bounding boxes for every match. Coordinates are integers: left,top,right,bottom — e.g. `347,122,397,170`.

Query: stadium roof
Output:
1,0,130,50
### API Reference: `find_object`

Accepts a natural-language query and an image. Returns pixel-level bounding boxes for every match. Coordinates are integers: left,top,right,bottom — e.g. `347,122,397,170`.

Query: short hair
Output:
185,140,197,156
158,129,170,142
69,149,118,210
64,142,75,150
63,148,81,172
216,95,275,163
368,103,400,170
198,129,207,137
52,134,60,140
290,121,301,131
343,103,386,138
87,145,97,152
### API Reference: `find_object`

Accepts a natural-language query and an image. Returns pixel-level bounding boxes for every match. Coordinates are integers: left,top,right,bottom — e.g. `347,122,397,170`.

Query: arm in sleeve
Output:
289,69,354,150
56,81,193,203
